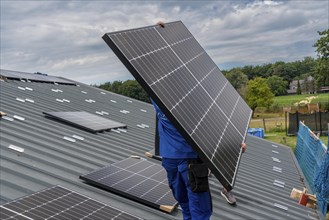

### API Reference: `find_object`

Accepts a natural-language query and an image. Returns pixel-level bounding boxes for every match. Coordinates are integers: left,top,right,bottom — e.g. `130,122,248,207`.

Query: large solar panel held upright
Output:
80,157,178,213
102,21,252,190
0,185,142,220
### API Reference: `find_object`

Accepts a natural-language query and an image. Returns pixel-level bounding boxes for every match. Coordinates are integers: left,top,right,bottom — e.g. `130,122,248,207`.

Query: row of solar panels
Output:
0,69,76,85
0,185,142,220
1,94,176,218
1,20,252,219
1,156,177,220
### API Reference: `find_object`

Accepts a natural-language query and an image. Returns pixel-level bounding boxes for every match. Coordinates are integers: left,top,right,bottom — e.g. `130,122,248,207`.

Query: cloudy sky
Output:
1,0,328,85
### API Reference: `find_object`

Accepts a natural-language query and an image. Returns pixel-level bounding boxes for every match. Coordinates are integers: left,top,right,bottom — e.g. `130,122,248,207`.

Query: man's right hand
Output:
241,143,247,153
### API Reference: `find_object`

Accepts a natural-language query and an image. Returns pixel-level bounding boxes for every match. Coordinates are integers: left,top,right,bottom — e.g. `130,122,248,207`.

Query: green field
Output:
250,93,328,149
262,131,328,150
273,93,329,107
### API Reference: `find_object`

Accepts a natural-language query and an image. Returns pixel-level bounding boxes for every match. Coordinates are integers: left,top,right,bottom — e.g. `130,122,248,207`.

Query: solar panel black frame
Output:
145,149,162,161
0,185,142,220
80,157,178,213
155,115,160,156
102,21,252,190
43,111,127,133
0,69,76,85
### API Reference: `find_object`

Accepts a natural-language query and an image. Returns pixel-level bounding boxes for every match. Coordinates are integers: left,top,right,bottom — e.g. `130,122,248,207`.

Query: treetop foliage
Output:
245,77,274,115
313,29,329,59
98,80,150,103
313,29,329,88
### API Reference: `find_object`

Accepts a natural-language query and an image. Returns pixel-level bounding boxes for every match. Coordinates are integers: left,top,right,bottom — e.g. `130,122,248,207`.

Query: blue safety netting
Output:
295,121,328,215
314,148,329,215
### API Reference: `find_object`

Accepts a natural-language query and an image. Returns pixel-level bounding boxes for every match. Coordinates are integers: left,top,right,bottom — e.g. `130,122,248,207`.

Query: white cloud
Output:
49,54,109,70
247,0,282,7
1,0,328,84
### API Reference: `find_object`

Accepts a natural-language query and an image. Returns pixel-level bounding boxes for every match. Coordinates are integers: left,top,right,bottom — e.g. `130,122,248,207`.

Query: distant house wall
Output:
287,76,315,94
320,86,329,93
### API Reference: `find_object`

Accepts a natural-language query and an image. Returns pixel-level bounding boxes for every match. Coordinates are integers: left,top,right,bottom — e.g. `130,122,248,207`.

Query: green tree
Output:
98,80,150,103
245,77,274,116
241,65,254,80
301,76,316,94
111,81,123,94
224,68,248,92
313,29,329,88
314,29,329,58
266,76,288,96
121,80,150,103
98,82,112,91
296,80,301,95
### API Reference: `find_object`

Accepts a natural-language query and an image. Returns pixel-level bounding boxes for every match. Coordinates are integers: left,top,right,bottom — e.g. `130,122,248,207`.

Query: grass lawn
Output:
263,132,298,150
273,93,329,107
249,116,328,150
255,131,328,151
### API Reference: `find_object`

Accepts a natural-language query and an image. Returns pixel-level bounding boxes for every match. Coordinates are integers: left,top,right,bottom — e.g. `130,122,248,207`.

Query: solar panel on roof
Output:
43,111,127,133
0,185,142,220
102,21,252,190
0,69,75,85
80,157,178,213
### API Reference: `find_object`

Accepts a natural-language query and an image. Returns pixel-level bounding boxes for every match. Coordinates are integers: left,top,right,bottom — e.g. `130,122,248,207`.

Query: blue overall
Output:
152,100,212,220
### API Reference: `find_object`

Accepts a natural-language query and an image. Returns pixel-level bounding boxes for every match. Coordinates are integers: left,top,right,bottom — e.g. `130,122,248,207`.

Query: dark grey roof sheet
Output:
0,70,319,219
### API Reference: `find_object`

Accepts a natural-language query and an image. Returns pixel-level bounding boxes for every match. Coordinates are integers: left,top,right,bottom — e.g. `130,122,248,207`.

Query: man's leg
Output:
162,158,191,220
178,160,212,220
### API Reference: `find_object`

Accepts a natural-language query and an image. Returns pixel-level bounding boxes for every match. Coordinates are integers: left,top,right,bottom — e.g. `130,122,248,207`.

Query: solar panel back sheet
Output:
103,21,252,190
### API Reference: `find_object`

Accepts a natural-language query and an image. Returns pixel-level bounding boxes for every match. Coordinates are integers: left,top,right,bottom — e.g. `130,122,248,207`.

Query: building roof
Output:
0,70,319,219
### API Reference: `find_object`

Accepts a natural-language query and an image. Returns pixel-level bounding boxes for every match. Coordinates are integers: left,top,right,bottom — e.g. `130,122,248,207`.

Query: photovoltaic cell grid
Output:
103,21,252,190
0,185,142,220
80,157,178,213
0,69,75,85
43,111,127,133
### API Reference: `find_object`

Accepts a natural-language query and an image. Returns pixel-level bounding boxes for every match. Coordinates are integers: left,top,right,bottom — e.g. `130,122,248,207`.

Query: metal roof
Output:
0,70,319,219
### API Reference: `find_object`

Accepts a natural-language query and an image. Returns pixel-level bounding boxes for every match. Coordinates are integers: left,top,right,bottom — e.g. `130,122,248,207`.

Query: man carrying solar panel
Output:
152,98,246,220
152,99,211,220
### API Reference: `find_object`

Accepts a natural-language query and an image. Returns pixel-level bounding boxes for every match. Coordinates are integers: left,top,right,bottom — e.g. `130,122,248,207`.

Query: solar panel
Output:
0,69,75,85
102,21,252,190
80,157,178,213
43,111,127,133
0,185,142,220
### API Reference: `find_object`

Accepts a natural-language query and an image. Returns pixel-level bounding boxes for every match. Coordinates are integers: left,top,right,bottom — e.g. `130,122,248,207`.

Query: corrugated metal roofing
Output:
0,70,319,219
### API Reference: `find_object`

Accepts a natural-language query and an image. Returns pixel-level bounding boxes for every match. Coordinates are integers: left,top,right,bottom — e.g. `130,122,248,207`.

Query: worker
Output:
152,99,247,219
152,99,212,220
